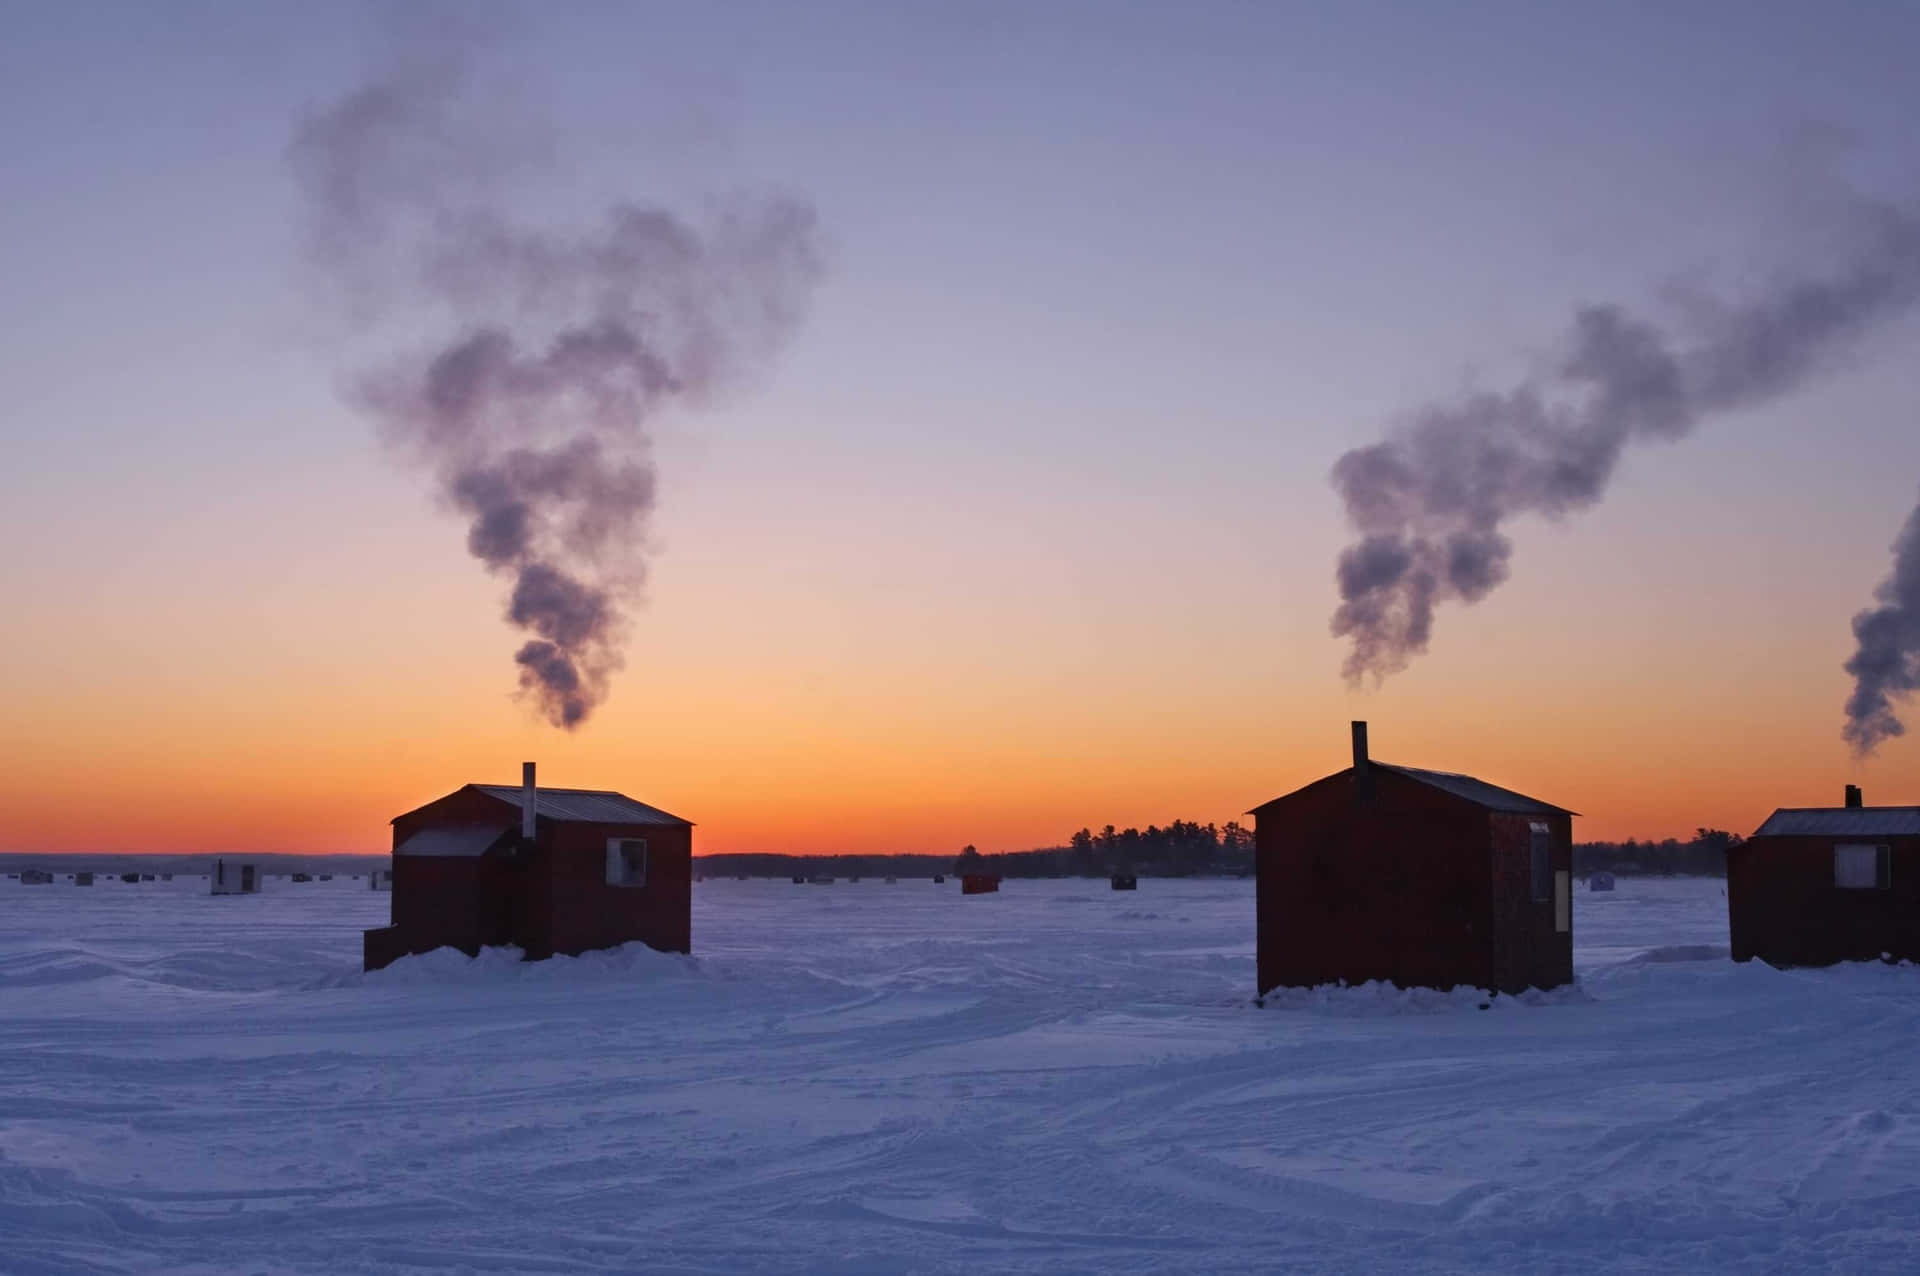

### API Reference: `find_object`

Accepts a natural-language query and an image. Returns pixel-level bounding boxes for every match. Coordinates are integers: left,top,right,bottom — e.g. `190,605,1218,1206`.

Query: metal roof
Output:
470,785,692,827
1379,764,1575,815
1250,763,1574,816
395,825,508,857
1752,807,1920,838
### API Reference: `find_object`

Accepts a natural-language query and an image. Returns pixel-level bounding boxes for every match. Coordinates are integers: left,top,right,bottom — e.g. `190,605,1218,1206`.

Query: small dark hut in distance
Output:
1728,786,1920,967
1252,722,1576,997
363,763,692,972
211,860,259,894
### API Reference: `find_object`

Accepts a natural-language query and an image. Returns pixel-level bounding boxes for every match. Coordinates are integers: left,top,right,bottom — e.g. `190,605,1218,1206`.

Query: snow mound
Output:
1624,944,1731,964
0,947,126,988
1259,979,1591,1016
362,941,702,986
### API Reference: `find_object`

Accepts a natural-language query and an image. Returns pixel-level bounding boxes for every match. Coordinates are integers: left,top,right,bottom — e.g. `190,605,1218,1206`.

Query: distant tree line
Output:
0,828,1750,884
697,822,1255,881
1573,829,1742,878
954,821,1256,879
697,825,1745,881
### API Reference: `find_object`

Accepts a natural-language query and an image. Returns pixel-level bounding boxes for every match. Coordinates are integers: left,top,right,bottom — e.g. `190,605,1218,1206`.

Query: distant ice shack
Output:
364,763,692,971
1251,722,1576,997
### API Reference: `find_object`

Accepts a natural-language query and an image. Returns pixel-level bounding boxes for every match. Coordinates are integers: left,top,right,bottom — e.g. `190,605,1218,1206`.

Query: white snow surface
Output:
3,875,1917,1273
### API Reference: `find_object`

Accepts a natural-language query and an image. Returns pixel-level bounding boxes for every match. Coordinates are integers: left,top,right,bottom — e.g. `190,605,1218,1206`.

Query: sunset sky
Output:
3,1,1918,856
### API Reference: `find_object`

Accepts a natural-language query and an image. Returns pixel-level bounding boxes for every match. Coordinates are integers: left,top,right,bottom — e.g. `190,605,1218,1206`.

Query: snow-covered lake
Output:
4,874,1916,1273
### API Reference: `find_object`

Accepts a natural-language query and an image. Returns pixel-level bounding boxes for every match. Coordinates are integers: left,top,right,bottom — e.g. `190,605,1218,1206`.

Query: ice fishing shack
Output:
1728,786,1920,967
211,860,259,894
1250,722,1576,997
362,764,692,971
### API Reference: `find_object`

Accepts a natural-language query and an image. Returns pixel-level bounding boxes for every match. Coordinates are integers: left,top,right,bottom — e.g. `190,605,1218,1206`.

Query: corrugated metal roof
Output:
471,785,692,827
1250,763,1574,815
1380,764,1575,815
1752,807,1920,838
395,825,508,857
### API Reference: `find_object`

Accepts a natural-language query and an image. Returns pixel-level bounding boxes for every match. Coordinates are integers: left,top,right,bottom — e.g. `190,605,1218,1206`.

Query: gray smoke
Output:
1331,200,1920,684
291,56,820,727
1843,496,1920,754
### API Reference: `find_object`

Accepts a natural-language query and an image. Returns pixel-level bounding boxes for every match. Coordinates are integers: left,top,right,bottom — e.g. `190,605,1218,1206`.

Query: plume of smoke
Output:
1843,495,1920,754
1330,200,1920,684
290,56,821,728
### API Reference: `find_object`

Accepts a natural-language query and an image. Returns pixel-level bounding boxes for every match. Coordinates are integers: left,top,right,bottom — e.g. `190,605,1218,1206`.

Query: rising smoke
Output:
291,52,820,728
1843,495,1920,754
1330,199,1920,685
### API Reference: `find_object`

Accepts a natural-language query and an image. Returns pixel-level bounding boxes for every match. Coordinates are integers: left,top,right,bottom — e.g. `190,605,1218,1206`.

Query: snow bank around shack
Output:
1259,978,1593,1015
361,940,702,986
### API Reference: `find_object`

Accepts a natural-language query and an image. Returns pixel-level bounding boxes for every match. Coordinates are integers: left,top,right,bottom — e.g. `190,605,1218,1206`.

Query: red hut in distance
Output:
1252,722,1575,997
363,763,692,972
1728,786,1920,967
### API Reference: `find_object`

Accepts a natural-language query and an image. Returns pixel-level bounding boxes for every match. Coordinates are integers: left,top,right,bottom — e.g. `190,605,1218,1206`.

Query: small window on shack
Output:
1834,844,1890,890
1529,822,1552,902
606,838,648,887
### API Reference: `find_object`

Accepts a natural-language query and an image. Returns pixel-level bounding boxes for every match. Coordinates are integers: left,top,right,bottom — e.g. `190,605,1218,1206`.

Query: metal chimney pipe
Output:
522,761,537,840
1845,784,1863,809
1352,721,1371,798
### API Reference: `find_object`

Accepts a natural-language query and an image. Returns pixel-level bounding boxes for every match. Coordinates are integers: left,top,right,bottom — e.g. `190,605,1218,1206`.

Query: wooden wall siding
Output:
541,822,693,959
1728,834,1920,967
1256,767,1572,996
1487,811,1573,994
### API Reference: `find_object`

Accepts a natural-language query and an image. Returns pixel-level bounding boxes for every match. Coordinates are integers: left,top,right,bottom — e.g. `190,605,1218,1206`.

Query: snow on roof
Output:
1752,807,1920,838
395,825,508,857
470,785,691,827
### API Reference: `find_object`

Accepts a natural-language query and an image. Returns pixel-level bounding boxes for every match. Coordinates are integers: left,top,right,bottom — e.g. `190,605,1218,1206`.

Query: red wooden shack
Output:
1728,786,1920,968
960,874,1001,895
363,763,692,971
1251,722,1575,997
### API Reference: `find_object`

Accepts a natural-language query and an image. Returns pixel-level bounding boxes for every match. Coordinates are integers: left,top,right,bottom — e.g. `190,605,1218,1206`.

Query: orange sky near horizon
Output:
5,405,1916,860
7,412,1913,860
4,441,1913,858
0,718,1896,858
2,587,1907,858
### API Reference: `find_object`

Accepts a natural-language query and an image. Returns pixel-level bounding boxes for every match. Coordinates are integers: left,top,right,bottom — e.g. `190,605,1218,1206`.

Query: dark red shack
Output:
1252,723,1575,997
364,763,692,972
1728,786,1920,968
